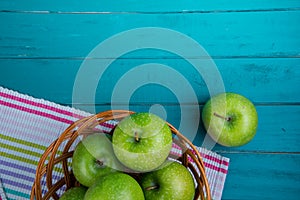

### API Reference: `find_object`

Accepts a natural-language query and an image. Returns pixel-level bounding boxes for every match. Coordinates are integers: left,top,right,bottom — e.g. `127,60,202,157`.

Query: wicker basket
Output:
30,110,211,200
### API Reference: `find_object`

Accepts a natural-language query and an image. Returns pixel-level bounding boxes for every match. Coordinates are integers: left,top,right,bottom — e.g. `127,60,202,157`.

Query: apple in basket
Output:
141,161,195,200
59,186,87,200
72,133,124,187
84,172,145,200
112,112,173,172
202,92,258,147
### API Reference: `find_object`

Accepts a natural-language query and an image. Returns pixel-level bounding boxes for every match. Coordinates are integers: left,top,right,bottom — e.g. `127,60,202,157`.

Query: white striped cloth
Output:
0,86,229,200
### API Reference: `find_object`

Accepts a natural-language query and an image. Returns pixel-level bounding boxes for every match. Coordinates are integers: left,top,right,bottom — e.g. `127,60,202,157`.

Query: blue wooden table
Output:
0,1,299,199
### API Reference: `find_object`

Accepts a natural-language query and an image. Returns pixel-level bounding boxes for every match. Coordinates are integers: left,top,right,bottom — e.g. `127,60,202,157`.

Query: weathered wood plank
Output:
0,58,299,104
72,104,300,153
220,153,300,200
0,11,299,58
0,0,299,12
210,105,300,153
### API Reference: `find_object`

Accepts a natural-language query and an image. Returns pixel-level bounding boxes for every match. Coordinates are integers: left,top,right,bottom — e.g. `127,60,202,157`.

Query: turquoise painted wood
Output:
0,11,299,58
0,1,299,199
0,59,299,104
0,0,299,12
221,153,300,199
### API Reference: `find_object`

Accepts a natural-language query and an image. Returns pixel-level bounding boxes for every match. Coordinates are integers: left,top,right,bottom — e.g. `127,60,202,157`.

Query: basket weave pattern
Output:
30,110,211,200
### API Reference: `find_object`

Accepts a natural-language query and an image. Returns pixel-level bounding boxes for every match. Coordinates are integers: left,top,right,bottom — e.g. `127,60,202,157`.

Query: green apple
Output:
59,186,87,200
72,132,123,187
112,112,173,172
84,172,145,200
202,92,258,147
141,161,195,200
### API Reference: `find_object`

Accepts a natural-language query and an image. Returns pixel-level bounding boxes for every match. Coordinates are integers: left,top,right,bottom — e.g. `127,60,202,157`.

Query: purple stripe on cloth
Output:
0,106,68,132
1,160,64,183
0,160,36,174
0,114,65,144
0,169,63,196
0,168,34,183
1,178,32,191
0,121,57,145
2,178,48,196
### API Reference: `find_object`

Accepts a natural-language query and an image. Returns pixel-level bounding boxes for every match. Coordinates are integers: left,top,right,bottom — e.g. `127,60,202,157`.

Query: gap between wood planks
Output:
0,7,300,14
68,102,300,106
0,55,300,60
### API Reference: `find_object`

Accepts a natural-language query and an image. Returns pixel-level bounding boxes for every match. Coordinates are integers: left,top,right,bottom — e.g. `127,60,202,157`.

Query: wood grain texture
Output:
0,0,299,199
0,0,299,12
221,153,300,200
0,11,299,58
58,104,299,153
0,58,299,103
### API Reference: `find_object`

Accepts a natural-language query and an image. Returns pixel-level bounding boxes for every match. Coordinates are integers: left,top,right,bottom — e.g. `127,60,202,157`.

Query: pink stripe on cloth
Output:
0,91,83,119
170,144,229,174
0,100,75,124
0,91,119,131
192,149,229,172
202,153,229,167
204,162,228,174
172,143,229,173
99,121,116,130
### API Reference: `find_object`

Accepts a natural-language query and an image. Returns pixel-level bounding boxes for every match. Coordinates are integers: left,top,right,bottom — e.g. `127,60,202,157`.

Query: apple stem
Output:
213,112,232,122
96,159,104,167
134,132,140,142
145,185,159,191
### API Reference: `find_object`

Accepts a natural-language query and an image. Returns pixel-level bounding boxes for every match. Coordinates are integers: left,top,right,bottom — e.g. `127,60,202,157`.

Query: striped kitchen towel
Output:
0,173,7,200
0,86,229,200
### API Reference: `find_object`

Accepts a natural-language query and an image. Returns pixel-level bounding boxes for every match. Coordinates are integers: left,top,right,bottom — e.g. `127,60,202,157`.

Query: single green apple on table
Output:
72,132,123,187
59,186,87,200
141,161,195,200
202,92,258,147
112,112,173,172
84,172,145,200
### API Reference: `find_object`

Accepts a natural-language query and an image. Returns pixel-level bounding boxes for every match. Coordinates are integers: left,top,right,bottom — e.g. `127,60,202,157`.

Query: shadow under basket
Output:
30,110,211,200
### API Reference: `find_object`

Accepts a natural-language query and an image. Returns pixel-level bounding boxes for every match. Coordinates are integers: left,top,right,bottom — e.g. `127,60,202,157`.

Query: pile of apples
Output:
59,92,258,200
59,112,195,200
